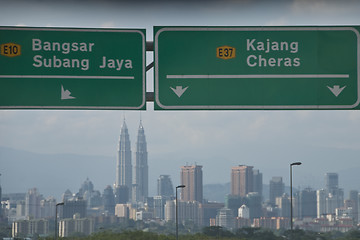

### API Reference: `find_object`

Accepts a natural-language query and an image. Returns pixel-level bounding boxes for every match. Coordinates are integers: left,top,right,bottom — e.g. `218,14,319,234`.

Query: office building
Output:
269,177,284,205
317,189,327,218
103,185,115,215
62,198,87,219
116,118,132,199
238,204,250,219
216,208,235,230
326,173,339,192
153,195,171,220
157,175,174,197
12,219,49,238
115,204,130,218
25,188,43,219
246,192,262,219
40,197,56,218
77,178,102,209
348,190,359,223
201,202,224,226
231,165,253,197
275,194,290,218
181,165,203,202
253,169,263,198
62,189,73,202
165,200,203,226
133,120,148,203
325,173,344,214
114,185,129,204
164,200,175,222
58,214,95,237
299,188,317,219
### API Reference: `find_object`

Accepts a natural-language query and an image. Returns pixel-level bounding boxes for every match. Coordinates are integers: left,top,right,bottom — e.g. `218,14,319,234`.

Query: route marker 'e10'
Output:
0,27,146,109
154,26,360,110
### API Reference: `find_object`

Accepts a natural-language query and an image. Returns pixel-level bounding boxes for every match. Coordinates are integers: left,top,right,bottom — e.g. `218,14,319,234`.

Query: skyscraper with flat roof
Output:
181,165,203,202
253,169,263,198
269,177,284,205
116,119,132,199
231,165,253,197
157,175,174,197
326,173,339,193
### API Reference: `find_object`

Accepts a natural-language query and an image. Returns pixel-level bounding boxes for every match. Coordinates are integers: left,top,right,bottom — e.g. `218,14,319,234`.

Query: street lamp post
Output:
176,185,185,240
290,162,302,233
55,202,64,240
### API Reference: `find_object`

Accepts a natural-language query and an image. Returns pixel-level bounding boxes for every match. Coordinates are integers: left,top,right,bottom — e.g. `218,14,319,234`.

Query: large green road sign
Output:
0,27,146,109
154,26,360,110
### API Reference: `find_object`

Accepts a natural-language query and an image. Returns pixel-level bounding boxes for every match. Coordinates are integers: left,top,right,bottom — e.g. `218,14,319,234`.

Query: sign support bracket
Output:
146,41,154,102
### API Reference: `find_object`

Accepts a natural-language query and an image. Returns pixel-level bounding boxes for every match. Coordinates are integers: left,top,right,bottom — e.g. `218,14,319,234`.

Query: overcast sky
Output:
1,0,360,197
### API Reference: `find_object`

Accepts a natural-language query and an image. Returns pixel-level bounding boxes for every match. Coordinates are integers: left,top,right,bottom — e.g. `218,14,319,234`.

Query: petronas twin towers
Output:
115,118,148,203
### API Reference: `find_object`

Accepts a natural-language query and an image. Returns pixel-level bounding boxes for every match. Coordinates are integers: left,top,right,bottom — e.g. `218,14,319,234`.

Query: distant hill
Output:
0,146,115,200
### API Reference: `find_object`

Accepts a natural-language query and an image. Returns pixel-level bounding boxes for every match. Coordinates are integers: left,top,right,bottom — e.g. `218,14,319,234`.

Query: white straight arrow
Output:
170,86,188,98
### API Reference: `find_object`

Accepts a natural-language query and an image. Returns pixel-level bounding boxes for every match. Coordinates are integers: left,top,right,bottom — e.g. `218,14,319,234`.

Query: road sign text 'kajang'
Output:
154,26,360,110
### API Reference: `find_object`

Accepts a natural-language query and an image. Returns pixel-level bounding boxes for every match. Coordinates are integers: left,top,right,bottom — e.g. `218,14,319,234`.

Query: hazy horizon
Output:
1,0,360,203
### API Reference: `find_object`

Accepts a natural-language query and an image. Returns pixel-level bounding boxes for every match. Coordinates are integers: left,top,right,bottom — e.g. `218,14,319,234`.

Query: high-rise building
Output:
231,165,254,197
326,173,338,193
40,197,56,218
114,185,129,204
165,200,203,226
154,195,171,220
324,173,344,214
253,169,263,198
116,119,132,199
103,185,115,215
157,175,174,197
269,177,284,205
216,208,235,230
299,188,317,219
238,204,250,219
181,165,203,202
25,188,43,219
133,120,148,203
275,194,290,218
316,189,327,218
62,189,73,202
62,198,87,219
76,178,102,209
246,192,262,219
349,190,359,224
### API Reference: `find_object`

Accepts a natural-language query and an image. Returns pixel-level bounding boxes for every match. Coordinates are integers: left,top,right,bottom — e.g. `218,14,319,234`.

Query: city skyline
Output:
1,0,360,201
1,158,354,205
3,163,358,237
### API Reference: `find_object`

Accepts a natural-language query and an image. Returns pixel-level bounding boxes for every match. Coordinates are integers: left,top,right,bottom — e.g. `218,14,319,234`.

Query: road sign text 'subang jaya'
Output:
0,27,146,109
154,26,360,110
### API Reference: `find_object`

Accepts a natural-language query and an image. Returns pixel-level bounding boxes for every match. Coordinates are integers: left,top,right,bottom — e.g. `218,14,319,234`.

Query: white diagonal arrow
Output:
327,85,346,97
61,85,76,100
170,86,188,98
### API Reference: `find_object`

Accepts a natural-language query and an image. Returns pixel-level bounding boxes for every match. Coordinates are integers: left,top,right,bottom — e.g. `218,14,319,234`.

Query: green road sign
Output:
0,27,146,109
154,26,360,110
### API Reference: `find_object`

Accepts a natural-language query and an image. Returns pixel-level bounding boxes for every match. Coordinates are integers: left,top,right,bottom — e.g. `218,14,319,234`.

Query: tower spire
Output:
133,117,148,203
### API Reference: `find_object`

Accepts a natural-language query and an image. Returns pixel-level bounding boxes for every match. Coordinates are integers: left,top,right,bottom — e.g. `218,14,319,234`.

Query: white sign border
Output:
0,27,146,110
154,26,360,110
